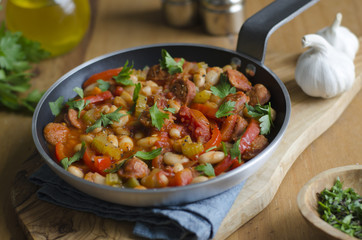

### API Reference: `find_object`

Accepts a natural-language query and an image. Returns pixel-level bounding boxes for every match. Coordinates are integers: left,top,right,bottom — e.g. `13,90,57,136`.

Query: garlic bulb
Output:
295,34,355,98
317,13,359,60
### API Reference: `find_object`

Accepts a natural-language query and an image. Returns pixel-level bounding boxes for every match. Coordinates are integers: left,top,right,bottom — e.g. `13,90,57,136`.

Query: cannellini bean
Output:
111,114,129,128
134,132,144,140
84,172,106,185
118,136,134,152
80,134,93,143
198,151,225,164
83,82,98,96
74,143,82,152
113,127,130,136
121,91,133,105
173,162,184,173
68,166,84,178
205,67,222,86
167,99,181,113
92,127,102,133
109,105,118,113
107,134,118,147
164,152,190,165
137,136,159,148
141,85,152,96
193,73,206,87
113,96,128,108
100,105,110,114
144,80,158,87
169,128,181,139
191,176,209,184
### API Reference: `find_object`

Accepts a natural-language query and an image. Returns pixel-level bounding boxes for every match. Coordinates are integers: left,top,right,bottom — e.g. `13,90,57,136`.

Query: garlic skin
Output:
317,13,359,60
295,34,355,98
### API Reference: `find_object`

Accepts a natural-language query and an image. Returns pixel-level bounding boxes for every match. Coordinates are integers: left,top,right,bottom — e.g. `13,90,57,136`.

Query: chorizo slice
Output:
231,116,248,141
226,69,252,91
169,78,196,105
242,135,269,160
43,123,70,146
222,91,249,115
146,64,170,86
139,108,153,128
247,83,271,106
118,157,150,179
66,108,83,129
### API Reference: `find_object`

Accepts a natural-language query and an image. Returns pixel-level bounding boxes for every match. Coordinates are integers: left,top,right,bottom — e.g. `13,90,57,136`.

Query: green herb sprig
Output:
210,73,236,99
160,49,184,75
60,142,86,170
195,163,215,177
150,101,169,130
86,107,126,133
215,100,235,118
245,102,273,135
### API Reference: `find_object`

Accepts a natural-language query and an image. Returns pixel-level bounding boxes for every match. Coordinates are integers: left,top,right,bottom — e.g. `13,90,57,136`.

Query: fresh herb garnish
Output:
195,163,215,177
113,60,134,86
160,49,184,75
210,73,236,99
133,82,141,103
49,96,64,116
205,146,217,153
150,101,169,130
0,24,49,112
103,159,127,173
134,148,162,160
164,107,176,114
215,100,235,118
97,79,110,91
317,177,362,239
66,87,90,118
86,107,125,133
246,102,273,135
230,138,242,163
60,142,86,170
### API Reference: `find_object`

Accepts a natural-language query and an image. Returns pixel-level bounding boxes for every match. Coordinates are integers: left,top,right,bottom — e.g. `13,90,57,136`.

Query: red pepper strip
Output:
55,142,67,162
94,156,112,175
83,68,122,88
238,118,260,154
190,103,218,120
83,90,113,104
220,114,238,142
83,148,97,172
199,124,221,156
214,155,233,176
230,159,245,170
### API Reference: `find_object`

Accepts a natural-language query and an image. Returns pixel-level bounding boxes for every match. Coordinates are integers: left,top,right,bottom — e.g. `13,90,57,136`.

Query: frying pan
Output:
32,0,318,206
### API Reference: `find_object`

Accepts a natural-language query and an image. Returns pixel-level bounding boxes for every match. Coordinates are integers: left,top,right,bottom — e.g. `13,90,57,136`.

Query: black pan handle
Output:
236,0,319,63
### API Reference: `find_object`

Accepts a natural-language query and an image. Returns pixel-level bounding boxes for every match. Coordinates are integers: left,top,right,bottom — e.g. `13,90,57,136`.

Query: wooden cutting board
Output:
10,39,362,240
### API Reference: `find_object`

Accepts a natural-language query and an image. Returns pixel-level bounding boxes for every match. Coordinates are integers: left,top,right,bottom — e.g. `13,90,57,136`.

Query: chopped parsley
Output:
134,148,162,160
150,101,169,130
66,87,90,118
230,138,242,163
60,142,86,170
86,107,126,133
97,79,110,91
246,102,273,135
215,100,235,118
160,49,184,75
317,177,362,239
164,107,176,114
113,60,134,86
195,163,215,177
210,73,236,99
49,96,64,116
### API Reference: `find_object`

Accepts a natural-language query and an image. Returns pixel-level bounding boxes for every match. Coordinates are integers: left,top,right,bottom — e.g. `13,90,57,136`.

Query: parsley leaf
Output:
97,79,110,91
149,101,169,130
210,73,236,99
113,60,134,86
134,148,162,160
230,138,242,163
49,96,64,116
103,159,127,173
246,102,273,135
205,146,217,153
133,83,141,103
86,107,125,133
66,87,90,118
60,142,86,170
163,107,176,114
195,163,215,177
215,100,235,118
159,49,184,75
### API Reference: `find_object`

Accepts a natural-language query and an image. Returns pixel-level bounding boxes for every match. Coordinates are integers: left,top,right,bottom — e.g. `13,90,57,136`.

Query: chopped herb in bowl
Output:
317,177,362,239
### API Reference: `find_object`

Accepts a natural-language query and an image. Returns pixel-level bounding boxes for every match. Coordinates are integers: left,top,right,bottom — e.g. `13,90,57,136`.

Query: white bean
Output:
191,176,209,184
205,67,222,86
118,136,134,152
198,151,225,164
107,134,118,147
141,85,152,96
137,136,159,148
169,128,181,139
164,152,190,165
173,162,184,173
80,134,93,143
84,172,106,185
73,143,82,152
68,166,84,178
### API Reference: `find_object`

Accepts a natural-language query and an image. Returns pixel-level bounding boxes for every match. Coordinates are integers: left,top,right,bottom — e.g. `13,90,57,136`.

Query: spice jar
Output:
6,0,91,56
162,0,199,28
200,0,244,35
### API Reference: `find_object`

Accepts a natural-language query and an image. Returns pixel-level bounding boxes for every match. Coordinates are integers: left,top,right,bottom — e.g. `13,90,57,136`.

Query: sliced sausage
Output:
247,84,271,106
222,91,249,115
231,116,248,141
118,157,150,179
226,69,252,91
169,78,196,105
242,135,269,160
139,108,153,128
66,108,83,129
146,64,170,86
43,123,70,146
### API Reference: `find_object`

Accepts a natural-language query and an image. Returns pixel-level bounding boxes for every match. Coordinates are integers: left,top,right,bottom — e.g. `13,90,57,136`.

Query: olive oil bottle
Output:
6,0,90,56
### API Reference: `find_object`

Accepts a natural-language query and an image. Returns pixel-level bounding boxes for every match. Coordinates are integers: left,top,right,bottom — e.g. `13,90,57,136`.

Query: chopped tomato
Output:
83,148,97,172
239,119,260,154
190,103,218,120
203,124,221,152
83,90,113,104
214,155,233,176
94,156,112,173
83,68,122,88
170,168,193,186
55,142,67,162
179,106,211,143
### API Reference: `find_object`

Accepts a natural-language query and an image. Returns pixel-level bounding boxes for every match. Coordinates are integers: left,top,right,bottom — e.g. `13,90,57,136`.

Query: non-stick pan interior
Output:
33,43,290,206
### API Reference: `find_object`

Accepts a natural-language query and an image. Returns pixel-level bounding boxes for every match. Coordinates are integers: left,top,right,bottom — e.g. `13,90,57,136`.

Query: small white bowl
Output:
297,165,362,240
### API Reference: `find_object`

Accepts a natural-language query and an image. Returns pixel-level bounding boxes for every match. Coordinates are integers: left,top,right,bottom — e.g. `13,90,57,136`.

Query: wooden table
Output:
1,0,362,239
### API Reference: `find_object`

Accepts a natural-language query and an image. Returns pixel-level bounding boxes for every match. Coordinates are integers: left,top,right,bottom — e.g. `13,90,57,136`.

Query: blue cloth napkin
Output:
30,164,245,240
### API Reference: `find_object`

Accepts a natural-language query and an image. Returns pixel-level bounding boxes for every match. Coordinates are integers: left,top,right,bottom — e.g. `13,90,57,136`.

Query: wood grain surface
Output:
1,0,362,239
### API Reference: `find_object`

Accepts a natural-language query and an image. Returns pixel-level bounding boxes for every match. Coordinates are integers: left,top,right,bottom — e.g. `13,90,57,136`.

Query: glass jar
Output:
5,0,91,56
